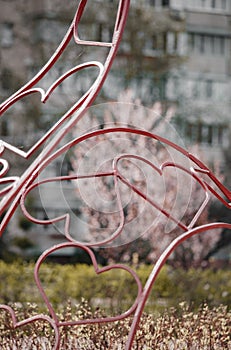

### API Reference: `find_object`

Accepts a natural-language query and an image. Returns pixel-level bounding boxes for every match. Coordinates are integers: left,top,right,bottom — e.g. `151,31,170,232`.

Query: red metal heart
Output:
0,304,60,349
113,154,210,231
34,242,143,327
20,144,209,249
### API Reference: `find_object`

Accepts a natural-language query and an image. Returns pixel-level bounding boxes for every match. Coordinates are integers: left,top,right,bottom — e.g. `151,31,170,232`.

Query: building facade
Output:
0,0,230,258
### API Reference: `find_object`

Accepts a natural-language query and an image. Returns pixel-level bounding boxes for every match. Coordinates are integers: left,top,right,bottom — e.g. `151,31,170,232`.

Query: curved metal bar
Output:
0,304,61,350
34,242,143,326
0,0,131,234
22,126,231,208
113,154,210,231
20,171,126,247
126,221,231,349
17,126,216,246
0,1,231,349
16,126,231,348
0,62,104,159
19,148,210,247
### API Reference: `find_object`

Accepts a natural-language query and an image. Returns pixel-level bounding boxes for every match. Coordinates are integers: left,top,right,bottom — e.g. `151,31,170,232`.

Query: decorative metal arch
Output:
0,1,230,349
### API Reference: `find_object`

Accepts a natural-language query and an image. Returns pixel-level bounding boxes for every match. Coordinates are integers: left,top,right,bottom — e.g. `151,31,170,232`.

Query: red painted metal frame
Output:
0,1,231,349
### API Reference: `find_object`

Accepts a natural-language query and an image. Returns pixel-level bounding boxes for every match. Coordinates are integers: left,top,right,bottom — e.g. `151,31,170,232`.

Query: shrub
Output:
0,260,230,314
0,300,230,349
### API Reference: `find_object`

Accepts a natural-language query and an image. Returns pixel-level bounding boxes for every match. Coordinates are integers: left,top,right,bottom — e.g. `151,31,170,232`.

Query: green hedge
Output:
0,260,230,313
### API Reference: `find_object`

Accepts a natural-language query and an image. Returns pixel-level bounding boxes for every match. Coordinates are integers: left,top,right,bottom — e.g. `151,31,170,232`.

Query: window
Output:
159,76,167,99
167,32,182,54
188,33,227,56
151,32,167,53
193,80,200,98
147,0,169,7
97,23,113,42
207,125,213,144
211,0,216,8
219,37,225,54
201,0,206,7
199,35,205,53
0,120,8,137
55,159,73,178
1,68,13,91
188,33,195,51
221,0,226,9
162,0,169,6
210,0,227,9
191,79,213,99
206,80,213,98
186,0,227,10
185,122,227,145
1,22,14,48
209,36,215,53
185,123,197,143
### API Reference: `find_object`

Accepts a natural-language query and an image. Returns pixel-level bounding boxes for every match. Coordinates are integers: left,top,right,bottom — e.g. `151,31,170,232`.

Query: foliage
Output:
12,236,34,250
70,92,221,268
0,299,230,349
18,216,33,231
0,261,230,314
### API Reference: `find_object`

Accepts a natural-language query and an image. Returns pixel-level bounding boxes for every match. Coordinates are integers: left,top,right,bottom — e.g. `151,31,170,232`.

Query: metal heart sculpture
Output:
0,0,130,233
20,132,211,245
0,1,231,349
0,305,60,349
34,243,142,325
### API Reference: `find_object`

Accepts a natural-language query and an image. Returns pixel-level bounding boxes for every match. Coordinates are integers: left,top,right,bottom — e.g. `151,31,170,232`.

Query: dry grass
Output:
0,300,230,349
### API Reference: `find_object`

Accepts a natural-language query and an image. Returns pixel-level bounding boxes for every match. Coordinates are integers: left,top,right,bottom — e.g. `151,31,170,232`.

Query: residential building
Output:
0,0,230,259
